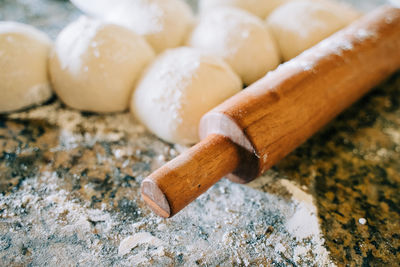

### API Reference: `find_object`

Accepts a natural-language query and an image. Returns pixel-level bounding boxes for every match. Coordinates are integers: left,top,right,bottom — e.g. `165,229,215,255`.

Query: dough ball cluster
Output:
188,7,280,85
199,0,288,19
49,16,155,113
71,0,194,53
3,0,361,144
0,22,52,113
131,47,242,145
266,0,360,61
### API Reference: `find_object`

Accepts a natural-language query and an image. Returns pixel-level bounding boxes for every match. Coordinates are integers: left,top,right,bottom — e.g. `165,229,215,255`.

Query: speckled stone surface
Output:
0,0,399,266
276,73,400,265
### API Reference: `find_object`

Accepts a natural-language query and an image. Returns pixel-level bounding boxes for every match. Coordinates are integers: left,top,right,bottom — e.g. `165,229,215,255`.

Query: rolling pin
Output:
141,6,400,218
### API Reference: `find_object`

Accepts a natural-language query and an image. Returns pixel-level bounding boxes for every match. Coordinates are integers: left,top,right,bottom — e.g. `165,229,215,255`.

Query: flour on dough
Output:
49,16,155,113
131,47,242,145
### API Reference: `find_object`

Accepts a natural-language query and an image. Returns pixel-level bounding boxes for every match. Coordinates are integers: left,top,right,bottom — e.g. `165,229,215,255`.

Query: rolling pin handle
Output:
141,134,241,218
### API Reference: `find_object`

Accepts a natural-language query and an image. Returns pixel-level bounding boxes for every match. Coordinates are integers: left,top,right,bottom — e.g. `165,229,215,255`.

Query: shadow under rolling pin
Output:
141,5,400,218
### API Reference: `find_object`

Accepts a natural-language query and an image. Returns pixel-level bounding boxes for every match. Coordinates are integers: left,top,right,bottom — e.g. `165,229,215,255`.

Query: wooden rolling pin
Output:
141,6,400,218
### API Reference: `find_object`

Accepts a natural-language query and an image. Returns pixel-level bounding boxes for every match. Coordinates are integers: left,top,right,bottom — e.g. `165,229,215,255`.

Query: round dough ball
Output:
70,0,112,17
199,0,288,19
71,0,194,53
131,47,242,145
187,7,280,85
0,22,52,113
107,0,193,53
266,0,360,61
49,16,155,113
389,0,400,7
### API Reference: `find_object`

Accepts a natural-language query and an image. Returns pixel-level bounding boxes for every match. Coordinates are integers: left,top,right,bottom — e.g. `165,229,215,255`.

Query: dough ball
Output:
187,7,280,85
49,16,155,113
266,0,360,61
71,0,194,53
0,22,52,113
389,0,400,7
131,47,242,145
199,0,288,19
70,0,112,17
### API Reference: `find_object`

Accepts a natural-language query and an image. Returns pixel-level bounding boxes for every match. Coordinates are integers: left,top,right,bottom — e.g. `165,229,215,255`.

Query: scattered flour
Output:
118,232,164,256
280,179,313,206
355,28,377,41
2,100,336,265
358,218,367,225
281,179,332,264
25,83,53,106
0,171,116,265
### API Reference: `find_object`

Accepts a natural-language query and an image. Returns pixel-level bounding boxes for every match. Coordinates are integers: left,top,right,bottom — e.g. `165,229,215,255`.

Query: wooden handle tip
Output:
141,179,171,218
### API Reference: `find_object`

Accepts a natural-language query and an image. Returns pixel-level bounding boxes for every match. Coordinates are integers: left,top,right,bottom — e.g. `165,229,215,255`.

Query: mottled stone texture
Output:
276,73,400,265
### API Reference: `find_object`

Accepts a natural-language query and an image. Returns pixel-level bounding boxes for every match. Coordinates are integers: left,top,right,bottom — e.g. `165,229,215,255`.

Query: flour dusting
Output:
118,232,164,256
105,1,165,35
54,16,104,75
25,83,53,106
389,0,400,7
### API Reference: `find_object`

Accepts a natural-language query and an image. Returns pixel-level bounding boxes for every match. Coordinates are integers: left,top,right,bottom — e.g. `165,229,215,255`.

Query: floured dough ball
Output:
199,0,288,19
71,0,194,53
389,0,400,7
70,0,112,17
266,0,360,61
106,0,193,53
0,22,52,113
187,7,280,85
131,47,242,145
49,16,155,113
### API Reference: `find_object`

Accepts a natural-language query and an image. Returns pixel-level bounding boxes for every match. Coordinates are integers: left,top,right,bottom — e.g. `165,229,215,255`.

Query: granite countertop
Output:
0,0,399,266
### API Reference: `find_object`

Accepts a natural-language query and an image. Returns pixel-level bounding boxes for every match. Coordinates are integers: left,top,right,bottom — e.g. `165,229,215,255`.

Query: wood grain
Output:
142,134,240,217
142,6,400,217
